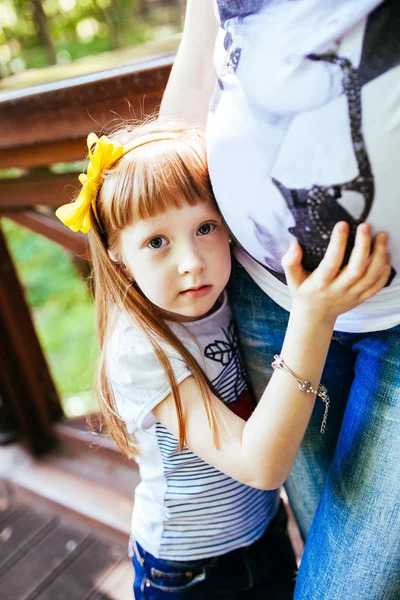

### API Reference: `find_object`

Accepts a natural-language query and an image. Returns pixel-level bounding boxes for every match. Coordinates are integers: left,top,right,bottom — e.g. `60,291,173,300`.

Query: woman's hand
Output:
282,221,391,325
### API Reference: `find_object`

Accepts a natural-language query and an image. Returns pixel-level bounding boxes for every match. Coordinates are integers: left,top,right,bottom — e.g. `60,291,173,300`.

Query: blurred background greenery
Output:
0,0,184,83
3,217,99,417
1,0,184,417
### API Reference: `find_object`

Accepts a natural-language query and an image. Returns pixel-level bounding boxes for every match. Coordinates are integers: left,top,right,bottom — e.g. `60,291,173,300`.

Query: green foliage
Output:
2,218,98,415
0,0,182,77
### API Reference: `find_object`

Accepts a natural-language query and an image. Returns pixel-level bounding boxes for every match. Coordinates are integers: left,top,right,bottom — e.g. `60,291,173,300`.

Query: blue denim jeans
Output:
228,258,400,600
132,501,296,599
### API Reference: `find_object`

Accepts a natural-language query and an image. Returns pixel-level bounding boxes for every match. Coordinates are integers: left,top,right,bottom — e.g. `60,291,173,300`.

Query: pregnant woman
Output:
159,1,400,598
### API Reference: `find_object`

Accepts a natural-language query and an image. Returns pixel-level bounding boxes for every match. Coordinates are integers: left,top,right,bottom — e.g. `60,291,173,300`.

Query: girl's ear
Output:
108,249,119,263
107,249,135,283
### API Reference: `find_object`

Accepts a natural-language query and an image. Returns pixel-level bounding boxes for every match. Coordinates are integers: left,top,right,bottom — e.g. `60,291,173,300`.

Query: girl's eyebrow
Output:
132,219,166,238
137,226,170,247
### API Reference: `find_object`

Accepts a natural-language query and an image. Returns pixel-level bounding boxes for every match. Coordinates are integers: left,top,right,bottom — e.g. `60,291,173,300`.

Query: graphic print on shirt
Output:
204,320,255,420
211,1,399,287
271,51,395,284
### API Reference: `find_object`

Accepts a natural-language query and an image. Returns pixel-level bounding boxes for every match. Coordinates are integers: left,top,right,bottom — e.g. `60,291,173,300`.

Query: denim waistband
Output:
133,539,219,571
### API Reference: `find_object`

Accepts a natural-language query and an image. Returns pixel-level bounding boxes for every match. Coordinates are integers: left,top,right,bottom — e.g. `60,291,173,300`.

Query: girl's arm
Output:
158,0,218,123
153,223,391,490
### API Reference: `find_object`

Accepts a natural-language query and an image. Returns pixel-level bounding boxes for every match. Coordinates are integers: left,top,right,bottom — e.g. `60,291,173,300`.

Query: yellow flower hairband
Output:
56,132,178,234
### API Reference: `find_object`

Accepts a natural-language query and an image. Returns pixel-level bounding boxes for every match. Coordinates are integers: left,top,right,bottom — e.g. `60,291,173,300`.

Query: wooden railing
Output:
0,55,173,454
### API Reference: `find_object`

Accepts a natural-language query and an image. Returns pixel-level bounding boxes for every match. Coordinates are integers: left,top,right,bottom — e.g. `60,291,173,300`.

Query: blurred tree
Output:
137,0,150,19
31,0,57,64
92,0,121,47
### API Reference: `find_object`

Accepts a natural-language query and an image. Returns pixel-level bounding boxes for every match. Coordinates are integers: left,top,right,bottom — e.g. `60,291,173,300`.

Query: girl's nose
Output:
178,248,206,276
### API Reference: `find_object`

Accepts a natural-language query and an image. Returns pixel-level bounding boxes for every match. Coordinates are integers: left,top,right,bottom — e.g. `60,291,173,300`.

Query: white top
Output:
107,294,279,560
207,0,400,333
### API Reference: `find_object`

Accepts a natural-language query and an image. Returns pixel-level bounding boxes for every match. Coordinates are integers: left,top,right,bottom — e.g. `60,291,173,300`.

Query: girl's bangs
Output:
100,135,214,231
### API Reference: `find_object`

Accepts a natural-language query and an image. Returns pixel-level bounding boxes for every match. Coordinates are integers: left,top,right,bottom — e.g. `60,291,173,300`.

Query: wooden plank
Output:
0,226,62,454
0,57,172,154
0,503,26,528
53,416,133,467
90,558,133,600
0,94,162,168
0,492,130,600
11,460,134,540
4,211,89,259
3,426,139,547
0,507,56,572
4,433,138,546
0,138,86,170
0,520,88,600
0,55,172,108
0,171,78,210
0,481,14,523
0,489,24,527
0,503,27,529
34,537,124,600
0,332,53,455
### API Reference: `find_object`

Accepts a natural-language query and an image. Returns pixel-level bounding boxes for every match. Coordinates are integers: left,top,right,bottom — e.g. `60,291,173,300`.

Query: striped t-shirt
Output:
107,293,279,560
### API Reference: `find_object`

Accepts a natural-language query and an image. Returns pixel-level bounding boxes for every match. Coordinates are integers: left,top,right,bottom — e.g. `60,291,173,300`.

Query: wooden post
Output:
0,57,174,455
0,224,62,455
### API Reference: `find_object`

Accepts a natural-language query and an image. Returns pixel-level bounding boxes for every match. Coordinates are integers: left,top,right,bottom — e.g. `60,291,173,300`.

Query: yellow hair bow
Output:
56,131,178,233
56,133,123,233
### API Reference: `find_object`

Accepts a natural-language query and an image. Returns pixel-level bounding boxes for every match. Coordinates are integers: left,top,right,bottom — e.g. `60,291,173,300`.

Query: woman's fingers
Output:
283,224,389,304
358,256,391,302
350,232,389,296
315,221,349,284
339,223,372,285
363,232,388,279
282,240,307,291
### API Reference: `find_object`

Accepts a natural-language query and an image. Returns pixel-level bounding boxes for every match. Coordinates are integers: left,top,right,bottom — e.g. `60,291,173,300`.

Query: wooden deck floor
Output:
0,433,303,599
0,483,133,600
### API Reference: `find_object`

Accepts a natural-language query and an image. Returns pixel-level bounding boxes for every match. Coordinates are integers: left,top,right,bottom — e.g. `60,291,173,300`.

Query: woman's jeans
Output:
132,501,296,599
228,259,400,600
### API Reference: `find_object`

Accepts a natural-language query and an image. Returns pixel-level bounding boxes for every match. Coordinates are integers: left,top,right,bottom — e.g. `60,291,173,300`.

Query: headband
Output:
55,132,179,233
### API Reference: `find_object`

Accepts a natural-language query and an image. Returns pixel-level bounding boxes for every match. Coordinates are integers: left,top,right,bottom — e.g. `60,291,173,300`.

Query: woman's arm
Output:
158,0,218,123
153,223,391,489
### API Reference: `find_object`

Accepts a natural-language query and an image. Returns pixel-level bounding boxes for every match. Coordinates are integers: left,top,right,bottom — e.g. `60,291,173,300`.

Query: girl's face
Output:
120,197,232,321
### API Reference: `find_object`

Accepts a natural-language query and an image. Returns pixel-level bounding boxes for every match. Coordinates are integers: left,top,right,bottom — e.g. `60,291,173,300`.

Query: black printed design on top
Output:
205,321,255,421
271,53,394,285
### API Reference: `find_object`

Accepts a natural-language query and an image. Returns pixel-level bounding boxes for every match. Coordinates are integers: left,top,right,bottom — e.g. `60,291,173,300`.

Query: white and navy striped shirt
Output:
108,293,279,560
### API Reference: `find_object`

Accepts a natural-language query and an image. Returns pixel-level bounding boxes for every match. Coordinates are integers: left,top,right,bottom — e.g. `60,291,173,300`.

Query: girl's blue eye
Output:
148,237,167,249
198,223,215,236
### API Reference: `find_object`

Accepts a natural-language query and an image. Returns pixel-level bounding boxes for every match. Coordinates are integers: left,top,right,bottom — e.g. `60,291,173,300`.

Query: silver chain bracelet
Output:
271,354,330,434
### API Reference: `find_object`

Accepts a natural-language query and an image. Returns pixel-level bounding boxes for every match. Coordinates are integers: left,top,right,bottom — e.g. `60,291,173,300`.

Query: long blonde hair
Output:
88,122,220,459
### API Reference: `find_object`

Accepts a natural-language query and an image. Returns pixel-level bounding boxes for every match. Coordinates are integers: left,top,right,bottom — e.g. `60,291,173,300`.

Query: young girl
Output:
56,123,390,599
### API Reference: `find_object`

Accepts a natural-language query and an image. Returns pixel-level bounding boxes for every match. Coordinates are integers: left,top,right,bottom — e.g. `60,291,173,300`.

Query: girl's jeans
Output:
132,501,296,599
228,259,400,600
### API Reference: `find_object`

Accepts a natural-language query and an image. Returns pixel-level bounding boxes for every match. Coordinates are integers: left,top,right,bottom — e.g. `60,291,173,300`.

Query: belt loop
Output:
133,540,145,568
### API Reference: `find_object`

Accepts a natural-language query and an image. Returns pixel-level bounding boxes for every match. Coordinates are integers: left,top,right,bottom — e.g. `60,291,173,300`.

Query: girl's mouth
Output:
180,285,212,298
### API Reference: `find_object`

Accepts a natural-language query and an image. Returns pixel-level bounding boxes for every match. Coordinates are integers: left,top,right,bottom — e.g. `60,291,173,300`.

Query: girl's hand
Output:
282,222,391,325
